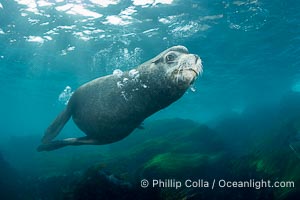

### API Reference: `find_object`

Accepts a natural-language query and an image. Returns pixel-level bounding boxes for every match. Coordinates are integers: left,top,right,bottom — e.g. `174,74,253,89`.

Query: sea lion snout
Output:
185,54,202,76
193,54,203,75
168,52,202,87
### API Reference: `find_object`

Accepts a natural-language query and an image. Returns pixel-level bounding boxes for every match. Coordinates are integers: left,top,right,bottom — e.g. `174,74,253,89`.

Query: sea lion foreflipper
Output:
37,137,99,152
41,108,72,143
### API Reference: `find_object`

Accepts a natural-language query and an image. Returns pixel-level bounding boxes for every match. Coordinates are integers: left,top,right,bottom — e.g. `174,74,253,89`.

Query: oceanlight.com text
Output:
140,179,295,190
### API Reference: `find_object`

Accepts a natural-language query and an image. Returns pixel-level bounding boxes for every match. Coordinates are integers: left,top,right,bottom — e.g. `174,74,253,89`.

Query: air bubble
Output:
190,85,196,92
141,84,148,88
225,0,269,31
123,78,129,83
113,69,123,78
58,86,73,105
129,69,140,81
117,81,124,88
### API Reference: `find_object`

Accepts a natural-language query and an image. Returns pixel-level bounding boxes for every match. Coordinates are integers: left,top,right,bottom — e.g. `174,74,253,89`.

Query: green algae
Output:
142,152,222,178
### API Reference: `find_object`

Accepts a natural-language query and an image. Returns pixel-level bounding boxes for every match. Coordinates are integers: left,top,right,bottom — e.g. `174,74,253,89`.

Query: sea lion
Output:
37,45,203,151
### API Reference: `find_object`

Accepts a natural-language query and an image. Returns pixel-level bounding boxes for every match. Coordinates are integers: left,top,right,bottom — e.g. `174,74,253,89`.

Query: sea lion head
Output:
149,46,203,89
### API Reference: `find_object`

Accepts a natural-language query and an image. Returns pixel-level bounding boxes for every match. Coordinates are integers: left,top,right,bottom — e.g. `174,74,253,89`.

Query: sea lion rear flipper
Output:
37,140,71,151
41,108,72,143
37,137,99,152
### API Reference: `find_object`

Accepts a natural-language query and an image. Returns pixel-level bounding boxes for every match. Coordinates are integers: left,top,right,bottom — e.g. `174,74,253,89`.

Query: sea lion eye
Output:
165,53,177,63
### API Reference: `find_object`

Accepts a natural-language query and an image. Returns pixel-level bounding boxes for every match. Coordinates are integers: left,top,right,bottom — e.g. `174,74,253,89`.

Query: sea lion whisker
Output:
176,67,180,84
177,64,184,83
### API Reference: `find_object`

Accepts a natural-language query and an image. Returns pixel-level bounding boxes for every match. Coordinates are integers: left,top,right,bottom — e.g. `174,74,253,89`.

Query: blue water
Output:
0,0,300,199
